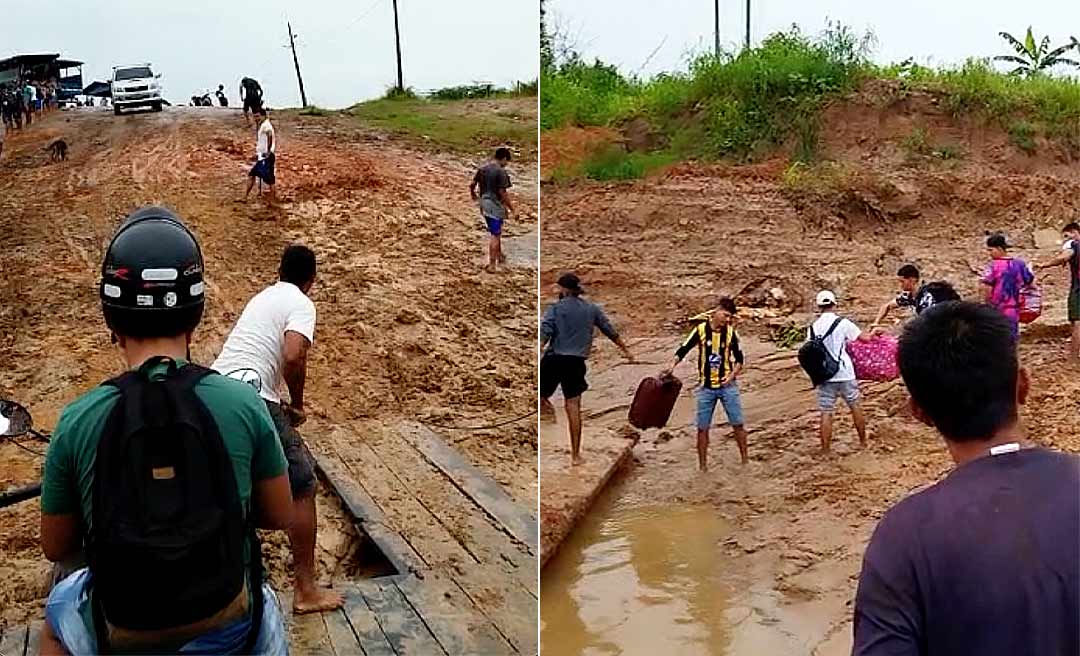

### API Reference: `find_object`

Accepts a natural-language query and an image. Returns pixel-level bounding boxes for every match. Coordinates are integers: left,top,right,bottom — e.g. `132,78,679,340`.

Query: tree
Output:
994,27,1080,76
541,0,553,72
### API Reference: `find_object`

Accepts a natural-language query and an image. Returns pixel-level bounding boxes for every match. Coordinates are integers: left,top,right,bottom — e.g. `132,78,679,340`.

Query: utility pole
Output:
287,21,308,107
714,0,720,57
745,0,751,50
392,0,404,92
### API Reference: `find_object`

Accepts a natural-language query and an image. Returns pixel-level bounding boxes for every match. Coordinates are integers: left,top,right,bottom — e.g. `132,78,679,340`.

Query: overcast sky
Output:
547,0,1080,78
3,0,538,109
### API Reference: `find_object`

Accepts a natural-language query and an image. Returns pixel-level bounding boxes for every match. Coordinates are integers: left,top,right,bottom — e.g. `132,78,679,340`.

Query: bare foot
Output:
571,455,584,466
293,587,345,614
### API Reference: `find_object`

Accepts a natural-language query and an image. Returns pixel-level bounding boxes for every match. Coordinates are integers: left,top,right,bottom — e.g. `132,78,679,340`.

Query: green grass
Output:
542,23,1080,176
581,146,677,180
428,80,538,100
347,98,535,153
298,105,332,117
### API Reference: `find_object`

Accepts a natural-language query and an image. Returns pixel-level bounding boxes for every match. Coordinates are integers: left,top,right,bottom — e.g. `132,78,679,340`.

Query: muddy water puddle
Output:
541,479,741,656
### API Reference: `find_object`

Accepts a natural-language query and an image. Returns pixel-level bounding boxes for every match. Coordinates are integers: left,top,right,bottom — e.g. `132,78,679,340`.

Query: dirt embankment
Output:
0,103,537,628
540,80,1080,653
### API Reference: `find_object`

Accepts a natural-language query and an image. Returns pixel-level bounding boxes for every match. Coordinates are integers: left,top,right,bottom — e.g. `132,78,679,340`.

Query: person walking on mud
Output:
853,302,1079,656
978,233,1034,341
661,297,748,471
243,107,276,204
540,273,634,466
808,291,876,451
1035,221,1080,365
213,245,345,615
872,265,961,327
470,147,514,273
240,77,264,126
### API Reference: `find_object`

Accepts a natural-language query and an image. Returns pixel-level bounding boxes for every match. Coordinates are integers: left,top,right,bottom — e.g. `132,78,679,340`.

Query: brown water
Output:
540,482,738,656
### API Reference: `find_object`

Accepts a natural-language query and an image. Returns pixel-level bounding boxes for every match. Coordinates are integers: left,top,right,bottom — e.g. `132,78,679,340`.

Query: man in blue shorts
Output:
663,297,749,471
245,107,276,205
470,147,514,273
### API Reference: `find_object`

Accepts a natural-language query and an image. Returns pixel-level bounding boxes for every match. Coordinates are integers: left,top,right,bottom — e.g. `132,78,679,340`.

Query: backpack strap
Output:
821,317,845,340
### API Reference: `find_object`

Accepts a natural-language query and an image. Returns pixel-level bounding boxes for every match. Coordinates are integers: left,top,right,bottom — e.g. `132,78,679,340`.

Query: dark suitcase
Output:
628,375,683,429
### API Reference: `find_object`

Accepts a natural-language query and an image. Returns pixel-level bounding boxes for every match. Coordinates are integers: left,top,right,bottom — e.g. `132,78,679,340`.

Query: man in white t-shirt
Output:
212,244,344,614
810,290,876,451
244,107,276,203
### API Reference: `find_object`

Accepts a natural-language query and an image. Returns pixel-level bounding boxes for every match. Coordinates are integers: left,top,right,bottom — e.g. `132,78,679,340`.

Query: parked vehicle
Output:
110,64,162,115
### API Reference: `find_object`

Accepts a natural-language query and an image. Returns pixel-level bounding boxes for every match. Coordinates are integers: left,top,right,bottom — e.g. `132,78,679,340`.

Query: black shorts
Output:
243,96,263,114
249,153,276,185
540,353,588,400
266,401,317,497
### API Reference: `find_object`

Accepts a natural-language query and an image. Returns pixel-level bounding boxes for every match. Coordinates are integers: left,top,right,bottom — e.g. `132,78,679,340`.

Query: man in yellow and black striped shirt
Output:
662,297,748,471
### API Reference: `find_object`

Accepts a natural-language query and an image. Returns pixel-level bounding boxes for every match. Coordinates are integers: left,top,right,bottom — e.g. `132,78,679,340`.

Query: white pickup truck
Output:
111,64,163,115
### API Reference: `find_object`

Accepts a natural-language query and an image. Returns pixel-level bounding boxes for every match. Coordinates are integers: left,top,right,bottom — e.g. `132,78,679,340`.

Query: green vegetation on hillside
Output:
346,97,536,154
541,22,1080,179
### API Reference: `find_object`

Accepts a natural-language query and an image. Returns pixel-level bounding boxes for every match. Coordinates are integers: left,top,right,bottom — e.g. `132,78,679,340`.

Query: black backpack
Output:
798,317,845,387
88,357,262,651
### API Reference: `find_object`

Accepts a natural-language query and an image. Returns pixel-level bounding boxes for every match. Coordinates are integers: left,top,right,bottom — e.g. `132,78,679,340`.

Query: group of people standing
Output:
0,78,59,161
541,222,1080,470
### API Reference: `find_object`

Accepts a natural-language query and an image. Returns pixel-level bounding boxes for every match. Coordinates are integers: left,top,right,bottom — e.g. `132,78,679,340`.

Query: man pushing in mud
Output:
1035,221,1080,366
853,301,1079,655
661,297,748,471
470,147,514,273
540,273,633,466
872,264,960,327
212,245,345,615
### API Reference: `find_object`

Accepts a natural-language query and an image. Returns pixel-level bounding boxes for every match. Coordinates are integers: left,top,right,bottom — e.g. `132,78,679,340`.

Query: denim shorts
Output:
696,383,744,429
484,215,503,236
817,380,861,412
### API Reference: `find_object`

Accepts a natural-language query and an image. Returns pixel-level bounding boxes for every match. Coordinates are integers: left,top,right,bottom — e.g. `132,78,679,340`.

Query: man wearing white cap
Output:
810,290,876,451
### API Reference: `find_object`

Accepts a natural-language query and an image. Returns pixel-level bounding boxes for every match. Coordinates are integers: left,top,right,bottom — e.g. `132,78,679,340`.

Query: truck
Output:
110,64,162,115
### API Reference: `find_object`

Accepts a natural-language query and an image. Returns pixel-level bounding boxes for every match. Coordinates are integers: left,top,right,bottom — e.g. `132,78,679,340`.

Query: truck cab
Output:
110,64,162,115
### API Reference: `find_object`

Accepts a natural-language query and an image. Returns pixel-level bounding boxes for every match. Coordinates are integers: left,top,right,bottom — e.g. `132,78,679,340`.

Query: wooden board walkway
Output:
2,422,538,656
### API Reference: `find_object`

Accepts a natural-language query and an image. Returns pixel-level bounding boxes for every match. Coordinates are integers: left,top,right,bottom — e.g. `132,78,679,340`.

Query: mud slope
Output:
540,85,1080,654
0,105,537,627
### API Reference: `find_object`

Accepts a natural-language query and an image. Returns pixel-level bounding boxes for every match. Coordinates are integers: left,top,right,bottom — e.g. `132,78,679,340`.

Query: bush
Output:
384,86,418,100
299,105,331,117
581,146,676,180
1008,120,1038,153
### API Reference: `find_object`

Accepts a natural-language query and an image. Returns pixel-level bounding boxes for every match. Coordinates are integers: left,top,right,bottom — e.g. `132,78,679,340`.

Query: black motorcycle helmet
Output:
100,206,205,338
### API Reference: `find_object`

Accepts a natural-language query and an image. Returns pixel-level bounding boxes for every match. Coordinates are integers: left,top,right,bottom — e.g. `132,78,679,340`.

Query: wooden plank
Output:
446,565,538,656
365,428,537,599
342,589,396,656
393,573,514,655
25,621,43,656
289,608,333,656
0,624,28,656
402,422,538,554
354,579,447,656
323,608,362,656
313,450,425,575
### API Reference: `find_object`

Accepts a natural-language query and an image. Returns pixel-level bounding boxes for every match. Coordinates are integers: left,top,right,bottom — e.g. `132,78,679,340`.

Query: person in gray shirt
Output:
540,273,633,465
470,147,514,273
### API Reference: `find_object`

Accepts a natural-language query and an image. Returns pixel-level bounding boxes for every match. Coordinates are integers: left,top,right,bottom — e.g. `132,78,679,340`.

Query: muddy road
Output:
0,104,537,626
539,90,1080,654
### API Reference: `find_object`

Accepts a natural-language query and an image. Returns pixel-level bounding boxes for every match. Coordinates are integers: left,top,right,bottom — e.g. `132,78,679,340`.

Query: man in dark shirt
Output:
662,297,748,470
853,301,1079,656
540,273,633,465
470,147,514,273
1035,221,1080,365
240,77,264,126
873,265,960,327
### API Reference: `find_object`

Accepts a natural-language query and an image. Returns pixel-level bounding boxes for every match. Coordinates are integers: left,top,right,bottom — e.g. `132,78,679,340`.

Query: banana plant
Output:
994,27,1080,76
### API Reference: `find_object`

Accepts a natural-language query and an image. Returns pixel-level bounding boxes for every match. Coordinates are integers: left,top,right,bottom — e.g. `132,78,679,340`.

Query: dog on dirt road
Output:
47,139,68,162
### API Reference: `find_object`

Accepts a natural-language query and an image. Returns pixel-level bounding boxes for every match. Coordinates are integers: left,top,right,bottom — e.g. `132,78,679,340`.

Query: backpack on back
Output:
798,317,845,387
88,357,262,648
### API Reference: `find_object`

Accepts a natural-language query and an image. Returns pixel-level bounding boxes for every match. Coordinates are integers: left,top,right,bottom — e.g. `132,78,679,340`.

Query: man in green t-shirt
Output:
38,207,293,654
